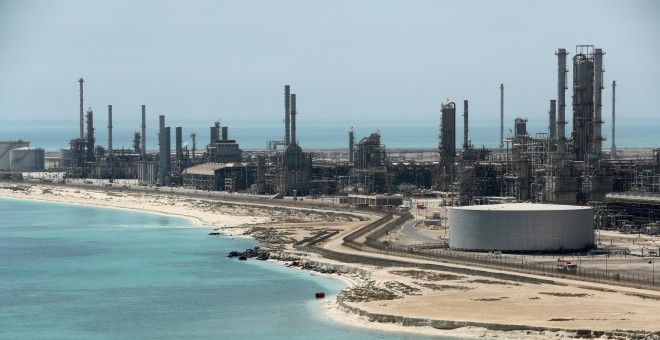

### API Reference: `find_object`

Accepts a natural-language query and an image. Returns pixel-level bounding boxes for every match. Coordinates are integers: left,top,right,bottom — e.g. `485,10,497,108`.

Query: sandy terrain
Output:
2,182,659,339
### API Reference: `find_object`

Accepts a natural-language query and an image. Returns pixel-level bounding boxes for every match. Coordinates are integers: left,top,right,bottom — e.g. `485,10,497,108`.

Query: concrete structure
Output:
0,140,30,170
183,163,252,191
346,194,403,208
10,147,45,171
208,140,242,163
449,203,594,252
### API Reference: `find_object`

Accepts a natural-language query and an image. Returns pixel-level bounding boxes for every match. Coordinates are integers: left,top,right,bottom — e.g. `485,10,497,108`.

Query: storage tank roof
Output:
451,203,590,211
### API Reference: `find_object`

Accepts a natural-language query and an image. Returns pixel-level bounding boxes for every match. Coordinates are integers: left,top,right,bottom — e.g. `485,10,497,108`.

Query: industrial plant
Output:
1,45,659,242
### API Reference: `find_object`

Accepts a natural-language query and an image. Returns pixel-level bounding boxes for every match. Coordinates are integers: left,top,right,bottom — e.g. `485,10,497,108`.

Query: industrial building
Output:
449,203,594,252
4,44,658,240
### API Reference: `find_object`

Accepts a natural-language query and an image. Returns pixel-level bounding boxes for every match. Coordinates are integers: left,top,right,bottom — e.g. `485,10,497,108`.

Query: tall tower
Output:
611,80,617,159
556,48,568,157
107,105,113,156
499,84,504,149
572,45,595,162
290,93,297,146
590,48,605,160
284,85,291,146
79,78,85,139
548,100,557,140
439,101,456,190
141,105,146,156
348,128,355,163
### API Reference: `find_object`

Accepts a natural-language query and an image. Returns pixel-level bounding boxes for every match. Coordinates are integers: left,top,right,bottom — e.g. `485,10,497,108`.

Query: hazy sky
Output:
1,0,659,133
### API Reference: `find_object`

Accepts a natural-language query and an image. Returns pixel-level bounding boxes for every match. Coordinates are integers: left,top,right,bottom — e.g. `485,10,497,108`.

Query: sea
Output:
1,116,658,152
0,197,443,339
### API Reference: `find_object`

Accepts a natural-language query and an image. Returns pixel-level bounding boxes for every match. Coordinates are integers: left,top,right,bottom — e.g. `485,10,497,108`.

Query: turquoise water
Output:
0,198,440,339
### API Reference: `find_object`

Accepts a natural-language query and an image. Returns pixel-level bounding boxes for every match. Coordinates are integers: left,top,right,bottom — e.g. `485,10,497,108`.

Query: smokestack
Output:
164,127,170,176
107,105,113,156
611,80,617,159
221,126,228,141
175,126,182,165
291,93,297,146
284,85,290,146
500,84,504,149
190,133,197,160
592,48,604,158
141,105,146,156
349,128,355,163
549,100,557,139
79,78,85,139
556,48,568,156
86,108,95,162
158,115,166,186
463,100,469,149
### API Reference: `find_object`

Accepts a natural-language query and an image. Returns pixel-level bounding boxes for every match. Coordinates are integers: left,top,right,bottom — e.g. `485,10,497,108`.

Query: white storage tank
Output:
10,147,45,171
449,203,594,252
0,140,30,170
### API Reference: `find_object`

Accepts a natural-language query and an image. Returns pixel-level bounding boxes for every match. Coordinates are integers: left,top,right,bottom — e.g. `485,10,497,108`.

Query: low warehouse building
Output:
449,203,594,252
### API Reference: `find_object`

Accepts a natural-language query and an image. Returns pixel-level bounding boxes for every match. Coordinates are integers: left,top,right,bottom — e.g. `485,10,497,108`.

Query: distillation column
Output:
86,108,95,162
158,115,167,186
590,48,605,160
175,126,182,166
349,128,355,163
549,100,557,140
79,78,85,139
107,105,113,157
556,49,568,156
141,105,146,156
463,100,469,149
500,84,504,149
290,93,297,146
284,85,290,146
611,80,617,159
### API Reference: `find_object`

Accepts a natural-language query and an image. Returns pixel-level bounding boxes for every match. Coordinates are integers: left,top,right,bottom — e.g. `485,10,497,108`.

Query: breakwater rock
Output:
227,247,270,260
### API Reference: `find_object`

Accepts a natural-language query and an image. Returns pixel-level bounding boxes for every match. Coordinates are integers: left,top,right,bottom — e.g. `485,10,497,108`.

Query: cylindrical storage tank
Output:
10,147,45,171
449,203,594,252
59,148,72,168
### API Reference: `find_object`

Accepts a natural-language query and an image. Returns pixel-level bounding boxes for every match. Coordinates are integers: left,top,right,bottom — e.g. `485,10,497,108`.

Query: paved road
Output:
398,219,439,243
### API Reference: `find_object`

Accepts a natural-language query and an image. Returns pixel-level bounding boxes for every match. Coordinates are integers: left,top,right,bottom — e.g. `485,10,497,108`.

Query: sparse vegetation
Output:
468,279,519,286
383,281,421,295
390,270,465,281
341,282,401,302
539,292,591,298
471,297,509,302
415,282,472,291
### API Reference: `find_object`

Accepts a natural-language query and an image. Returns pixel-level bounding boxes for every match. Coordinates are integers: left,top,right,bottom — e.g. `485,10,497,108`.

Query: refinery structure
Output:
2,45,660,241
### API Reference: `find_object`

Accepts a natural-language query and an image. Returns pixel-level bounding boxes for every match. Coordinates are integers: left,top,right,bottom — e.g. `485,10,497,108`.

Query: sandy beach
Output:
2,182,659,340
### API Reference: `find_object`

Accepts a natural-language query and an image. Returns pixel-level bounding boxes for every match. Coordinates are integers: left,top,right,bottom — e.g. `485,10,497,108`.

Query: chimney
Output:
107,105,113,156
291,93,297,146
500,84,504,149
175,126,182,164
79,78,85,139
284,85,290,146
549,100,557,139
141,105,146,156
556,48,568,156
611,80,617,159
463,100,469,149
591,48,605,159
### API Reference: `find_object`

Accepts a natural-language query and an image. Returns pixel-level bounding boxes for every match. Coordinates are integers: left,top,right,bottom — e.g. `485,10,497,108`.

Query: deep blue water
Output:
0,198,441,339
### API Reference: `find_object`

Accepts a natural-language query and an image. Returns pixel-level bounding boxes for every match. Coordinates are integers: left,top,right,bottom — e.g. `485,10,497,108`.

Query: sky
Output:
1,0,659,146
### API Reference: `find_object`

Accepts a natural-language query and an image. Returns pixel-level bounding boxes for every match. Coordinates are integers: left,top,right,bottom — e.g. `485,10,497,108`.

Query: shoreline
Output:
2,182,660,340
